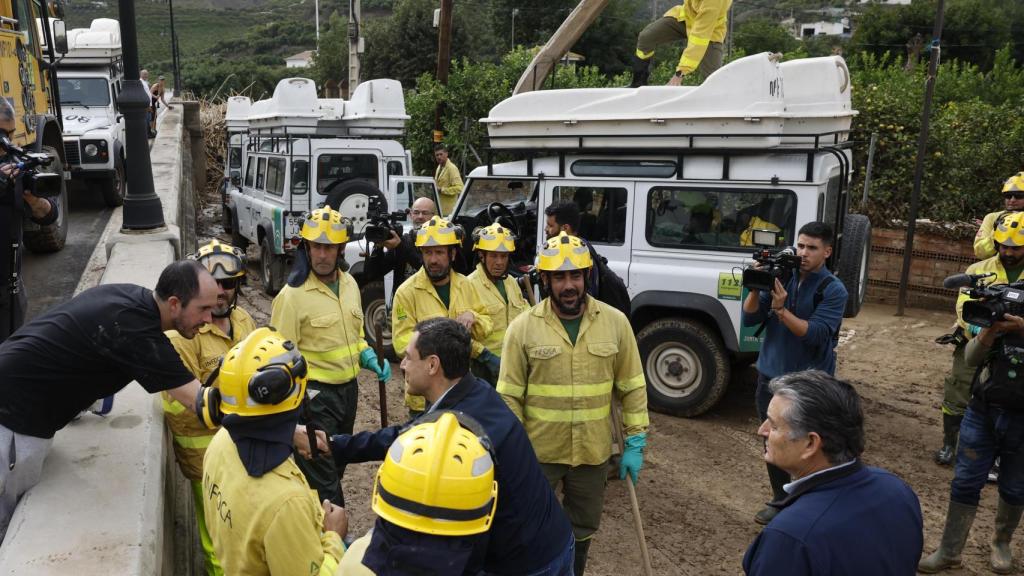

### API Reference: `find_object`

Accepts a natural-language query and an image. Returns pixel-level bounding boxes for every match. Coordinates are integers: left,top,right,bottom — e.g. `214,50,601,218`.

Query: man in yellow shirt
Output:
433,143,463,216
271,207,391,507
631,0,732,87
165,239,256,576
198,328,348,576
392,216,494,414
975,172,1024,260
467,223,530,384
498,232,649,576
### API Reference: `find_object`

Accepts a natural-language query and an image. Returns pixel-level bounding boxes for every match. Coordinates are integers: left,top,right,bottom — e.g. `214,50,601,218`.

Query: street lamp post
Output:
511,8,518,49
168,0,182,93
117,0,165,230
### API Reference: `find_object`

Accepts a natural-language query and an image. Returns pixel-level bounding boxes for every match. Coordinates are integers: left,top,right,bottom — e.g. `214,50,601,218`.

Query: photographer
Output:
741,221,848,525
364,196,435,293
0,97,58,342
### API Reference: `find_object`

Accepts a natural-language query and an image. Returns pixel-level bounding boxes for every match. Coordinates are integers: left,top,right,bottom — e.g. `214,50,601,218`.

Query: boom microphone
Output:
943,272,996,289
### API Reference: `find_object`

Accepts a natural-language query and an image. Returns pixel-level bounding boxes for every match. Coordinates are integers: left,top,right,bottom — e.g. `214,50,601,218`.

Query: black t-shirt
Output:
0,283,195,438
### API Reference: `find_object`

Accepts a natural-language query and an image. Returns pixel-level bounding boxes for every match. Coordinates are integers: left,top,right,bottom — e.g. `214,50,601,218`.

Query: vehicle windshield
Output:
58,78,110,107
458,177,536,215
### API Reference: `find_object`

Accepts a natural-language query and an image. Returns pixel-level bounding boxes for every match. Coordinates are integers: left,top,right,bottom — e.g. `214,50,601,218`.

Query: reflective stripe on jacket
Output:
497,296,649,466
202,429,345,575
467,263,530,356
664,0,731,74
271,270,368,385
164,306,256,480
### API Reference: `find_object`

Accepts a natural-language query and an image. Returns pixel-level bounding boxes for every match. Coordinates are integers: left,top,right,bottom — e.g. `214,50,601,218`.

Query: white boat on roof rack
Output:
247,77,409,138
225,96,252,131
57,18,123,65
483,53,855,150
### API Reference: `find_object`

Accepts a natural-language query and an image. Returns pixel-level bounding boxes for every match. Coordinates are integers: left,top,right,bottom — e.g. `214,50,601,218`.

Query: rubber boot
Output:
918,501,978,573
934,413,962,466
991,498,1024,574
573,538,591,576
629,55,651,88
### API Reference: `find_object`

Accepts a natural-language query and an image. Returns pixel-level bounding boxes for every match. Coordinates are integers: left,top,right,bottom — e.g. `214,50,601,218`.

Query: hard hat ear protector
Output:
194,354,308,429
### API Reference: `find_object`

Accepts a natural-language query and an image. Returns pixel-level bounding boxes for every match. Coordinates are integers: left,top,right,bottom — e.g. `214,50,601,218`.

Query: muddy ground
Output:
199,191,995,575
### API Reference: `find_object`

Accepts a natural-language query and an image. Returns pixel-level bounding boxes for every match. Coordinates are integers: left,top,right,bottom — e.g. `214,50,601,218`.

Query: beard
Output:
552,287,583,316
426,262,450,281
1001,253,1024,269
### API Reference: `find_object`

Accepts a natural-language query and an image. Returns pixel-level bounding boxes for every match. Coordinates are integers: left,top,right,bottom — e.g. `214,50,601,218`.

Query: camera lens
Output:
84,144,99,157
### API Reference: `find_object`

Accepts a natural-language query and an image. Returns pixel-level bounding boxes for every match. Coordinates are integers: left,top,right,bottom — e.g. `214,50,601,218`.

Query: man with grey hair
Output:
743,370,923,575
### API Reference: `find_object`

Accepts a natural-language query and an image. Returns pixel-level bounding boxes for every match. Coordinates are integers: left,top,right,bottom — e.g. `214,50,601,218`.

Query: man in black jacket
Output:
364,196,435,293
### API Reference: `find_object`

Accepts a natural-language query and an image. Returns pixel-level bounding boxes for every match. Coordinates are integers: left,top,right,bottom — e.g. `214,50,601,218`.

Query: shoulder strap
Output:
813,275,836,310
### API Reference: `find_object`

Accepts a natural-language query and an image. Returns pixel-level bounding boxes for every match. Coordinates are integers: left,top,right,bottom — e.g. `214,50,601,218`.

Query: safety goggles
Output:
1004,192,1024,201
216,277,240,290
200,252,244,278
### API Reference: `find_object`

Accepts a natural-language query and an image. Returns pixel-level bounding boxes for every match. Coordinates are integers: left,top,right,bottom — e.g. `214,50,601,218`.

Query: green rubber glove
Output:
619,433,647,485
359,348,392,381
478,348,501,375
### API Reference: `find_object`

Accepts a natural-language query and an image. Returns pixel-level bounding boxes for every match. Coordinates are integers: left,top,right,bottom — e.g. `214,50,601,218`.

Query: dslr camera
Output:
363,195,408,244
0,136,61,198
741,229,800,292
947,272,1024,328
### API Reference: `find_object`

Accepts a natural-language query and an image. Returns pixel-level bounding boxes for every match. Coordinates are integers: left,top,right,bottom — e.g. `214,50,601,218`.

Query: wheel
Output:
260,236,285,295
324,180,387,236
97,154,125,207
24,145,68,254
230,209,249,249
360,280,398,361
638,318,730,418
837,213,871,318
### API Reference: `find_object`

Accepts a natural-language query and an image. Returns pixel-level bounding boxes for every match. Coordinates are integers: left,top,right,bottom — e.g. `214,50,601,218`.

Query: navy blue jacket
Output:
742,266,847,378
331,374,573,575
743,462,923,576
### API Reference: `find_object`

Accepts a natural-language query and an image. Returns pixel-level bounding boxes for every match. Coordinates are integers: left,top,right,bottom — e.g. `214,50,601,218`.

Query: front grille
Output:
63,141,81,166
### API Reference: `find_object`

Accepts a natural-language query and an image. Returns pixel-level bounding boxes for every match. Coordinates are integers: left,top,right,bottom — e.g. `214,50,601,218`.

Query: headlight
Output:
84,143,98,157
81,140,109,164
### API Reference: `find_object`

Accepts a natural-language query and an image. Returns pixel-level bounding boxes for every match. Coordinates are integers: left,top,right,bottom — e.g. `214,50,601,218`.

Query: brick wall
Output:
866,228,977,311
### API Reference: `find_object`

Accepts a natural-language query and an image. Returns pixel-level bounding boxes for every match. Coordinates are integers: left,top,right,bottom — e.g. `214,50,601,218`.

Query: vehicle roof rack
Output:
46,18,124,66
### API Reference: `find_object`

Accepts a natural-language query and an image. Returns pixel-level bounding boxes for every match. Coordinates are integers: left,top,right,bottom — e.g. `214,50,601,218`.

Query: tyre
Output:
837,213,871,318
97,154,125,207
260,236,285,295
230,209,249,249
638,318,730,418
24,145,68,254
361,280,398,361
324,180,387,235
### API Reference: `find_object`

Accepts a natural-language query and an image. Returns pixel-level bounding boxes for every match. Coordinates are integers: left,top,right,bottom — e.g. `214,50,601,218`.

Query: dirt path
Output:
200,188,995,575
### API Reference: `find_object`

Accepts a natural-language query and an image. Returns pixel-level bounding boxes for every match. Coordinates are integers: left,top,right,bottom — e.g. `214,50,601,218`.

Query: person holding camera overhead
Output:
0,97,57,341
741,221,848,525
364,196,436,295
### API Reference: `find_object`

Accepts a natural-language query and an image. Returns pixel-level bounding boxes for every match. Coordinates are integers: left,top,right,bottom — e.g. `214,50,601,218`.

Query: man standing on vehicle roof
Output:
392,216,494,416
631,0,732,88
741,221,848,526
271,207,392,507
365,196,436,295
433,143,463,216
974,172,1024,260
498,232,649,576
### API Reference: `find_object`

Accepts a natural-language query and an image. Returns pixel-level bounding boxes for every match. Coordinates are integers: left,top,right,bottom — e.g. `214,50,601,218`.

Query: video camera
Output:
945,272,1024,328
741,229,800,292
0,136,61,198
363,195,408,244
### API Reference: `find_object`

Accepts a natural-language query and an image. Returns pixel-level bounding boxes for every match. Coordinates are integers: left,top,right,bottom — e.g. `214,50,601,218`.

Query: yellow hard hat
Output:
0,97,15,134
372,411,498,537
300,207,352,244
1004,172,1024,194
195,327,308,428
193,239,245,280
415,216,462,247
994,212,1024,248
536,231,593,272
472,223,516,253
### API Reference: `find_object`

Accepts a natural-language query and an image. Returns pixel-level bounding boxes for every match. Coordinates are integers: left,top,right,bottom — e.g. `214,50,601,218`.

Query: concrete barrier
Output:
0,101,204,575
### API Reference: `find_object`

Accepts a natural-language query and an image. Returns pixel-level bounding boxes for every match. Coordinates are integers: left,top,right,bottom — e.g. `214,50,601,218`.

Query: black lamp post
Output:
117,0,165,230
168,0,182,93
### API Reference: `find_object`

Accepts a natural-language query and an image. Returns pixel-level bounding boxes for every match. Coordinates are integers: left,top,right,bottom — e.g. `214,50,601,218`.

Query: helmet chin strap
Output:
212,288,239,318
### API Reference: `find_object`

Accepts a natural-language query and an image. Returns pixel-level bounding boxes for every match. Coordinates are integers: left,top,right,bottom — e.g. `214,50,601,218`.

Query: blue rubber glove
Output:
478,348,501,375
359,348,392,381
619,433,647,485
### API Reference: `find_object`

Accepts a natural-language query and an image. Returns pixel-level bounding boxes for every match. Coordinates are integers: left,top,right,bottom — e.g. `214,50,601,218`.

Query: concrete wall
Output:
0,102,205,574
866,227,976,311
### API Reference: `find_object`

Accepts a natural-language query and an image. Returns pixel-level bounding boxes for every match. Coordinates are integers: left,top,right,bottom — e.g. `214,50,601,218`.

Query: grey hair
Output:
769,370,865,465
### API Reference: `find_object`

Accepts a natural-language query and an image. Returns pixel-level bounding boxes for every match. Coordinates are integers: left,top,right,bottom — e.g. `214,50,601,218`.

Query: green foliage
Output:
733,18,799,55
309,12,349,86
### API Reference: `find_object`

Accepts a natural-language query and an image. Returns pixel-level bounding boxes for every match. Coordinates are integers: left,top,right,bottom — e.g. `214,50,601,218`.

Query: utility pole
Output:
896,0,946,316
168,0,182,92
432,0,453,143
348,0,362,94
511,7,518,49
315,0,320,46
726,4,733,60
651,0,657,20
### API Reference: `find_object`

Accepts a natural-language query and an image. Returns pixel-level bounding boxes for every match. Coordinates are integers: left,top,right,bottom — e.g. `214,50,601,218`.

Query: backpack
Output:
594,254,631,318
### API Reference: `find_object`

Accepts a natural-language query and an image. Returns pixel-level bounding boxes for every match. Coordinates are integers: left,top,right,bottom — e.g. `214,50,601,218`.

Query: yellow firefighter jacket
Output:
975,210,1012,260
271,270,369,385
664,0,732,75
164,306,256,481
202,429,345,576
497,295,649,466
434,159,463,216
467,263,530,356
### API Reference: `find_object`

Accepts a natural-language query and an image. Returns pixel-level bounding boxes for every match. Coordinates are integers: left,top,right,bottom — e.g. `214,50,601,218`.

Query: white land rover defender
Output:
55,18,126,207
220,95,251,230
447,53,871,417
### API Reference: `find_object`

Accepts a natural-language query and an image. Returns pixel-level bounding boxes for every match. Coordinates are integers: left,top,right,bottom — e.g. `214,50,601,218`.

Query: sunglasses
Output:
216,277,241,290
1004,193,1024,201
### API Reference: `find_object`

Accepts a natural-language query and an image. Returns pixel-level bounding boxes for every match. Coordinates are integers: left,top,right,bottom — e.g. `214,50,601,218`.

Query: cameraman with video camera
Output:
741,221,848,525
0,98,58,342
364,196,436,293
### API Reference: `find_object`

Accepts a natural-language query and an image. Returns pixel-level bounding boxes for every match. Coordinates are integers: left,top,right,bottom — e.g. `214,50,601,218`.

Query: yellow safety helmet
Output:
0,97,15,134
536,231,593,272
994,212,1024,248
415,216,463,248
300,207,352,245
472,223,516,253
195,327,308,429
1004,172,1024,194
193,239,246,280
372,411,498,537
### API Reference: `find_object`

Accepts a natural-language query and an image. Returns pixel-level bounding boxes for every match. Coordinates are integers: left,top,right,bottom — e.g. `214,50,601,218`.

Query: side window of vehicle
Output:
292,160,309,195
646,187,797,250
316,154,379,193
266,157,286,196
244,156,256,188
256,157,267,190
821,174,841,231
229,146,242,169
553,186,628,245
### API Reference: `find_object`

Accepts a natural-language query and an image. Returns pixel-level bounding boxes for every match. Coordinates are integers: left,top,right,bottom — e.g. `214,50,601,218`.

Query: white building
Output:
284,50,314,68
798,18,851,38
